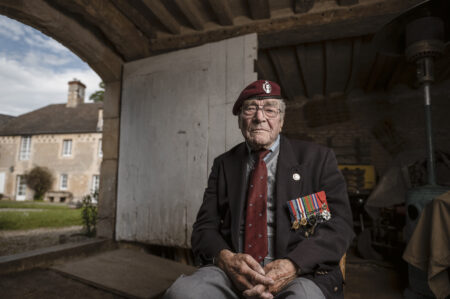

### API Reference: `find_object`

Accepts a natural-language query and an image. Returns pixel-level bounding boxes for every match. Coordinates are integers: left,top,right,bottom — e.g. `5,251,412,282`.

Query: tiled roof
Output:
0,103,103,136
0,114,15,127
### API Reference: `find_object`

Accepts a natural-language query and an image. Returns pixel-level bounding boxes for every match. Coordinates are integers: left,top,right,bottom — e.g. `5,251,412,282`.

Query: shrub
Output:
81,192,98,237
25,166,54,201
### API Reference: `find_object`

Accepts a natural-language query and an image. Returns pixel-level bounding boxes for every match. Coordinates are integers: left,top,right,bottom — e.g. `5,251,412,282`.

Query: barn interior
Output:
0,0,449,298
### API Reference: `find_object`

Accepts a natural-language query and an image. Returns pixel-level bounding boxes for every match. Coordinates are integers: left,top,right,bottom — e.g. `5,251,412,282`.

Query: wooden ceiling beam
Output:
111,0,156,39
206,0,234,26
336,0,359,6
142,0,180,34
247,0,270,20
149,0,423,53
294,0,315,14
45,0,151,61
174,0,204,31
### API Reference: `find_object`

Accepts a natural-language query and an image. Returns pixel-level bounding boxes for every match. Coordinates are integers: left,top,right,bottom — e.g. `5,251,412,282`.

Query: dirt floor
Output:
0,251,408,299
0,268,125,299
0,228,409,299
0,226,89,256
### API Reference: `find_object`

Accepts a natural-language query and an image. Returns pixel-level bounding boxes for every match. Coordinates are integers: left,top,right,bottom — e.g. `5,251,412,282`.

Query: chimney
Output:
67,79,86,107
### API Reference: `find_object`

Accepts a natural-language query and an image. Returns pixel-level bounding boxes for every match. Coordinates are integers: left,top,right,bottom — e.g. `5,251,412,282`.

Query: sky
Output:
0,15,102,116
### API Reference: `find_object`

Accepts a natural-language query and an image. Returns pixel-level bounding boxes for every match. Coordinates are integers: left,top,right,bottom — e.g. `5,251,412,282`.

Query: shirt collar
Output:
246,134,280,155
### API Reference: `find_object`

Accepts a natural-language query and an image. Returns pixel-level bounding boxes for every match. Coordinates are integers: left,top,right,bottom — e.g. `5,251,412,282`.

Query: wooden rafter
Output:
174,0,204,31
111,0,156,39
248,0,270,20
206,0,234,26
294,0,315,14
336,0,359,6
142,0,180,34
48,0,151,61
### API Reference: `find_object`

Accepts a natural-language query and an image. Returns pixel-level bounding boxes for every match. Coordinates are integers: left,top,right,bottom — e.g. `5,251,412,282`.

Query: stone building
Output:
0,80,103,203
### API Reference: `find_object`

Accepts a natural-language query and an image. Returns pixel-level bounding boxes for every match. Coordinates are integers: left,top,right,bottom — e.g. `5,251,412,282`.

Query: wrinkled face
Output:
238,98,284,150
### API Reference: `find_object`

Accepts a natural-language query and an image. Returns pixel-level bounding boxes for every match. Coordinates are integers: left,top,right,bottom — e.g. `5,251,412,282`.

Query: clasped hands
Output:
216,249,298,299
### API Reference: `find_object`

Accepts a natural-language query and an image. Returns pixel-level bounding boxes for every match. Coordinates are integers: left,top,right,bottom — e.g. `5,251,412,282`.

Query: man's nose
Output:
253,107,266,122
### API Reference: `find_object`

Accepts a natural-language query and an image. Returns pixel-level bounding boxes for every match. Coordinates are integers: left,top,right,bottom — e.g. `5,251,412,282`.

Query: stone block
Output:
97,159,118,239
102,117,120,160
104,81,121,119
96,217,115,239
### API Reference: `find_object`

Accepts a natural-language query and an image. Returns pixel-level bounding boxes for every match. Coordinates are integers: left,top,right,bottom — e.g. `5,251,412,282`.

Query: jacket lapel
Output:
275,136,303,257
223,143,248,251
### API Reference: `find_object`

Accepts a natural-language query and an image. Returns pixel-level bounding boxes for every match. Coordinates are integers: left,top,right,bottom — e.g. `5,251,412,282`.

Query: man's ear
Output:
238,115,242,130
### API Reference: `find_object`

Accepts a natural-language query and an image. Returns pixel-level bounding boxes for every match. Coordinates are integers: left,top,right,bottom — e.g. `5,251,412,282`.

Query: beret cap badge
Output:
262,80,272,94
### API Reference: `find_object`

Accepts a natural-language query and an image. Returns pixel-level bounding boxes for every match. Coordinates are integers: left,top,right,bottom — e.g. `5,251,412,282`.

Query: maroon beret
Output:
232,80,282,115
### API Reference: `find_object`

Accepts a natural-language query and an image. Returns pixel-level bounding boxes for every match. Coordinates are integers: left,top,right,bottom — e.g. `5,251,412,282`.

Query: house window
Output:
98,139,103,157
62,139,72,157
16,175,26,200
92,175,100,193
19,136,31,160
60,174,68,190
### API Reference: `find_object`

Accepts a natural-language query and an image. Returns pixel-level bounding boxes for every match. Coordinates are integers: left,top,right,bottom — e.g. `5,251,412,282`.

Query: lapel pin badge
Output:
293,173,301,181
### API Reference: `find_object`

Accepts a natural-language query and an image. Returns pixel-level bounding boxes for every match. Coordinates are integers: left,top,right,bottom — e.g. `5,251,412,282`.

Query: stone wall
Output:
96,81,121,239
0,133,102,201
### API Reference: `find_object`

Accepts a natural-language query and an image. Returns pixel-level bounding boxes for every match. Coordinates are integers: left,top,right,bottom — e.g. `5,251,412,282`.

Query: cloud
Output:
0,17,26,40
0,54,102,116
0,16,69,54
23,31,69,54
0,15,102,116
22,51,73,68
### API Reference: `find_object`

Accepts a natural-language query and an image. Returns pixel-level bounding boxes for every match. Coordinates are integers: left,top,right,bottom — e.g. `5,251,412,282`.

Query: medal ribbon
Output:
288,191,331,228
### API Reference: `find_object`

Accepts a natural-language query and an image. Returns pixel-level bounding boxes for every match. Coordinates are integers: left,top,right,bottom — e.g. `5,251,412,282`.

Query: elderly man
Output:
164,80,354,299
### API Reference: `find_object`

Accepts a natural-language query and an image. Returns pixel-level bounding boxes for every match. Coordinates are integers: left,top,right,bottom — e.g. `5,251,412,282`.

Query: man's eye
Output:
264,107,277,113
245,107,257,112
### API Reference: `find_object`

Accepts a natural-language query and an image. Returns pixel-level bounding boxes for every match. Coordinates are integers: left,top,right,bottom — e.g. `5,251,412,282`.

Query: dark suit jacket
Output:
192,135,354,298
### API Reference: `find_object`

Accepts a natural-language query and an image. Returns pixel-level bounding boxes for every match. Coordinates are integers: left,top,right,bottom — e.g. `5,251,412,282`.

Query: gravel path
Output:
0,226,90,256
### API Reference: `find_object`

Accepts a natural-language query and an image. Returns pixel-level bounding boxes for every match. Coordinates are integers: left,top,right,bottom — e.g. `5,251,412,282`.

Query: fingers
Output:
243,284,274,299
233,273,254,290
234,254,273,286
240,263,274,286
244,255,266,276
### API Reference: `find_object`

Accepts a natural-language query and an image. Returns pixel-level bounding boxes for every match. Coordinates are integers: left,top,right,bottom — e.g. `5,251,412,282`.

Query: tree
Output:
25,166,54,201
89,81,105,102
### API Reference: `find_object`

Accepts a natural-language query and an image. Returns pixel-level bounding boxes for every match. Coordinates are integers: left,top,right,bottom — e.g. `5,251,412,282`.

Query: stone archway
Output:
0,0,123,238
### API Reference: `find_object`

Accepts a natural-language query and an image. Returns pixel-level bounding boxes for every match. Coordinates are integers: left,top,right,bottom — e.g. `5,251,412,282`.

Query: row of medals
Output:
292,205,331,230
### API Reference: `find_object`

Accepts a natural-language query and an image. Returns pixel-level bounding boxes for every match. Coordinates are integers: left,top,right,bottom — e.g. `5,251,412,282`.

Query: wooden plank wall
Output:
116,34,257,247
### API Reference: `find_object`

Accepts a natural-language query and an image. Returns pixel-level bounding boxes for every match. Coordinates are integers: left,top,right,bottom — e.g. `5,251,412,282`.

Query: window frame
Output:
62,139,72,157
98,139,103,158
19,136,31,160
16,175,27,200
92,174,100,193
60,173,68,190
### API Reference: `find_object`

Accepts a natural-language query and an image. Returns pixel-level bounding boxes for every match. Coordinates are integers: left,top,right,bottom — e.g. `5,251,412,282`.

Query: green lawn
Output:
0,200,83,230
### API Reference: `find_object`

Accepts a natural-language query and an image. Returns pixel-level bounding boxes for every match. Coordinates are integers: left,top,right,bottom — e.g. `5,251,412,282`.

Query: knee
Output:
163,267,234,299
163,275,188,299
163,275,201,299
